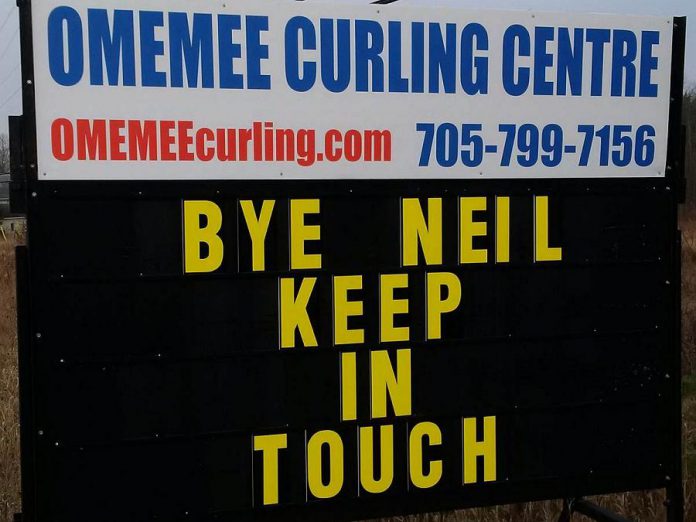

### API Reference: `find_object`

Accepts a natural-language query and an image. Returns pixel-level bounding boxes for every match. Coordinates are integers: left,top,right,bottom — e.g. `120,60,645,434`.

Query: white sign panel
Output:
31,0,674,180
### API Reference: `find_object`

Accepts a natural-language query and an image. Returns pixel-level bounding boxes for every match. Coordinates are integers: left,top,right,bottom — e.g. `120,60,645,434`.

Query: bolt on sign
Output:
10,0,686,521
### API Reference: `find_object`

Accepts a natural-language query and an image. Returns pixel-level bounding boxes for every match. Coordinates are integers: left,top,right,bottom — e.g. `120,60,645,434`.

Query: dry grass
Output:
683,210,696,375
0,216,695,522
0,230,21,522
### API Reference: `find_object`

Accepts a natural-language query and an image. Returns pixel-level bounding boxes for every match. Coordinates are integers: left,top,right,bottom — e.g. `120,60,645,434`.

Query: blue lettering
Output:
246,16,270,90
429,23,456,93
586,28,610,96
460,23,488,95
411,22,425,93
320,18,351,93
87,9,135,86
502,25,530,96
556,27,583,96
285,16,316,92
611,29,637,97
139,11,166,87
533,26,554,95
639,30,659,97
48,6,84,86
388,21,408,93
355,19,384,92
218,15,243,89
169,13,214,88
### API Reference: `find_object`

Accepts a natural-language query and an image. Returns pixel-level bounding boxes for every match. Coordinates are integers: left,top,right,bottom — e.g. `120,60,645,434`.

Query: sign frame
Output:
11,1,688,521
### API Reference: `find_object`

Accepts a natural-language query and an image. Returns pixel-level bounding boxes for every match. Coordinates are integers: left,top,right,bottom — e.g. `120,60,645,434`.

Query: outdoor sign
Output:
11,1,687,521
33,0,674,180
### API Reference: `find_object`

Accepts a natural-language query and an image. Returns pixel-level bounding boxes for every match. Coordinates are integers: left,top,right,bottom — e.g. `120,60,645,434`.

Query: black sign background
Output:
12,4,687,522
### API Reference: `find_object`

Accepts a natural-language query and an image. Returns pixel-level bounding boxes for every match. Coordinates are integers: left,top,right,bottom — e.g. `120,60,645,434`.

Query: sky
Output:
0,0,694,136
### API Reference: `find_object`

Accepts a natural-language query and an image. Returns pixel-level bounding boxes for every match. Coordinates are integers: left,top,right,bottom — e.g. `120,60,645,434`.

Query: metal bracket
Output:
9,115,26,215
558,498,635,522
557,499,573,522
676,124,687,204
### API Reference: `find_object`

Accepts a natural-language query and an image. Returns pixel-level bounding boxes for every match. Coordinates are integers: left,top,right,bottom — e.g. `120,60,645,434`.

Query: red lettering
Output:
344,130,362,162
253,121,263,161
275,129,295,162
76,119,107,160
217,129,237,161
364,130,391,162
178,120,194,161
128,120,157,160
160,120,176,161
196,128,215,162
51,118,74,161
109,120,127,160
238,128,252,161
325,129,342,161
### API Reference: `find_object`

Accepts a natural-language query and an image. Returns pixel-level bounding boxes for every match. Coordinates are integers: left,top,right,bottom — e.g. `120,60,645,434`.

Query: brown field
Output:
0,231,20,522
1,215,696,522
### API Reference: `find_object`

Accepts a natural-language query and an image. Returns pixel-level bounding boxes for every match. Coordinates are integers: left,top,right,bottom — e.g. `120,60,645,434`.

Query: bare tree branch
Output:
0,134,9,174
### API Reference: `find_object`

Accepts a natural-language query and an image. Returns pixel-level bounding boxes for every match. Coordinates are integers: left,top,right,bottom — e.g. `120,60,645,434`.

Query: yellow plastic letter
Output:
240,200,275,271
333,275,364,345
253,433,288,506
402,198,443,266
307,430,344,499
462,416,497,484
380,274,410,343
183,200,224,273
279,277,318,348
371,349,412,418
534,196,562,262
409,422,443,489
359,425,394,494
459,197,488,264
426,272,462,340
290,199,321,270
340,352,357,421
496,197,510,263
